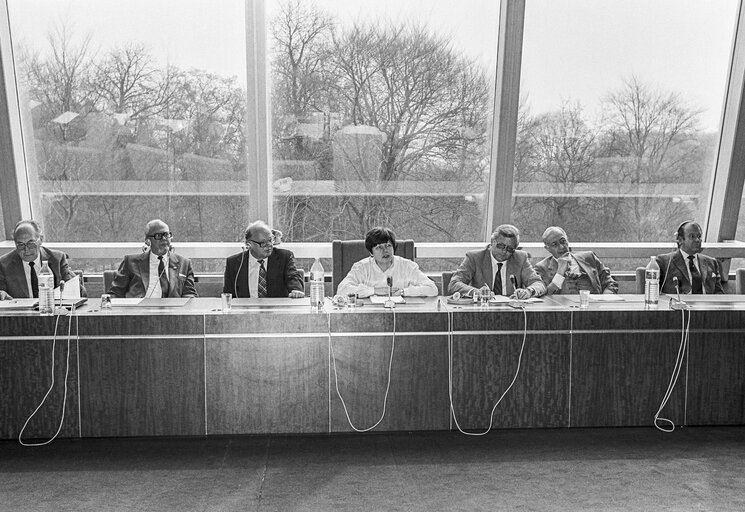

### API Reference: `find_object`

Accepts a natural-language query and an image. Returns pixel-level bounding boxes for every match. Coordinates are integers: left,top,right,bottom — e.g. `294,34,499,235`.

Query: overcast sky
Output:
8,0,738,131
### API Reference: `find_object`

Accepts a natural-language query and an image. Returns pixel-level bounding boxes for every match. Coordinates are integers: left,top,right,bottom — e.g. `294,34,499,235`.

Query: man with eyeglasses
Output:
656,221,724,295
108,219,196,298
0,219,86,300
222,221,304,298
449,224,545,299
535,226,617,295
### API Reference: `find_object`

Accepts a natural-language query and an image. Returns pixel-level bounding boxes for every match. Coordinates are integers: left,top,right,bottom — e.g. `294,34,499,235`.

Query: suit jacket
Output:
448,247,546,297
656,250,724,295
0,246,86,299
222,247,303,298
535,251,618,295
108,251,197,298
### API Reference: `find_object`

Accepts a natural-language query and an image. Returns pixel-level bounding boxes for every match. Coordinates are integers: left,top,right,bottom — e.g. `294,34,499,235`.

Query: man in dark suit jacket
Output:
535,226,618,295
657,221,724,295
108,219,197,298
449,224,546,299
223,221,304,298
0,219,86,300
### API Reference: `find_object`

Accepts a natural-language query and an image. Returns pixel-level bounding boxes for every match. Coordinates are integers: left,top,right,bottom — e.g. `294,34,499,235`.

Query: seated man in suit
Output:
223,221,304,298
535,226,618,295
108,219,197,298
657,221,724,295
0,219,86,300
337,227,437,298
448,224,545,299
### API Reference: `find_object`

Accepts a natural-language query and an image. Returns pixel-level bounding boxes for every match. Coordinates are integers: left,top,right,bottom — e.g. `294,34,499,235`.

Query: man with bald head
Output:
535,226,618,295
223,221,304,298
656,221,724,295
108,219,197,298
0,219,86,300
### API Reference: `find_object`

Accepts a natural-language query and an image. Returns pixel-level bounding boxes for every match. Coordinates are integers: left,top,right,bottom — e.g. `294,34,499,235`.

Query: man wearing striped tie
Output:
222,221,304,298
108,219,197,299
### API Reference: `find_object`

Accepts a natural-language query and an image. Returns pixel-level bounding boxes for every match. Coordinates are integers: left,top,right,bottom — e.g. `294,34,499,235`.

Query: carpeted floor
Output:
1,427,744,511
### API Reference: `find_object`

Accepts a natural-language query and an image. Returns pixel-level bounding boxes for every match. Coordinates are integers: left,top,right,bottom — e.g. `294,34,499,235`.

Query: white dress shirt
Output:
247,252,268,298
23,255,42,298
489,253,508,296
145,251,169,298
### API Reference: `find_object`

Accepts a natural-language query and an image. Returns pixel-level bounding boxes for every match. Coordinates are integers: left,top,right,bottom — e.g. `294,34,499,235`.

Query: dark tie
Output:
258,260,267,298
158,255,169,297
29,261,38,298
688,255,703,294
493,262,503,295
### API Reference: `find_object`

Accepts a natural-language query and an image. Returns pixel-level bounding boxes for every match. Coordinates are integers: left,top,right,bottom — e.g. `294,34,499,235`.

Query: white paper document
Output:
369,295,405,304
53,275,81,299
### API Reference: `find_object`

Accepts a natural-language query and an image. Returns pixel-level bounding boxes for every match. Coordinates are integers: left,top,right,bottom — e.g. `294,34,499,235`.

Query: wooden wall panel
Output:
206,336,328,434
0,331,79,440
78,314,204,337
571,333,686,427
329,334,450,432
78,338,205,437
687,333,745,425
449,333,570,429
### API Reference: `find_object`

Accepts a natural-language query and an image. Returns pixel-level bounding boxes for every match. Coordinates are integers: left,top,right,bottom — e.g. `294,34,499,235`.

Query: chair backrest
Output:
441,271,453,296
635,266,645,294
332,239,415,294
103,270,117,294
736,268,745,294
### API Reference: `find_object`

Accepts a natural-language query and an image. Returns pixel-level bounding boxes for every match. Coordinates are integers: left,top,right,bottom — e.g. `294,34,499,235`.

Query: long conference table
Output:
1,294,744,440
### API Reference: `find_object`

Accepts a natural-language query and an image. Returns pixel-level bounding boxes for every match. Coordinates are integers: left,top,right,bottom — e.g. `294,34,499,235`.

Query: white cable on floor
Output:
448,304,528,436
329,306,396,432
653,308,691,433
19,307,75,446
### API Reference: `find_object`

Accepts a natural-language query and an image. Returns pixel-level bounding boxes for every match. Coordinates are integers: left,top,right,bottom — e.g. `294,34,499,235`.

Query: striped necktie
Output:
258,260,267,298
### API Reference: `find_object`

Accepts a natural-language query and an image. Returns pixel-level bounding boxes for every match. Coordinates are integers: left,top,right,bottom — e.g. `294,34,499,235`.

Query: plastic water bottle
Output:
310,258,324,311
38,261,55,315
645,256,660,306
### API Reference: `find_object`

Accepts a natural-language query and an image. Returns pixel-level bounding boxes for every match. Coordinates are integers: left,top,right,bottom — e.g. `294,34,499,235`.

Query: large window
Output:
7,0,248,262
516,0,737,249
268,0,500,243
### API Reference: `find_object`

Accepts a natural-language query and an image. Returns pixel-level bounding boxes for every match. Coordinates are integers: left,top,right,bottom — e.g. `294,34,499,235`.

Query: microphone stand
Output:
384,276,395,309
669,277,689,310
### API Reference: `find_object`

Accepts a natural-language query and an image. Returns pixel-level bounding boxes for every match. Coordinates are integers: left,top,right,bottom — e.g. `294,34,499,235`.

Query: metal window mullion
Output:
245,0,272,225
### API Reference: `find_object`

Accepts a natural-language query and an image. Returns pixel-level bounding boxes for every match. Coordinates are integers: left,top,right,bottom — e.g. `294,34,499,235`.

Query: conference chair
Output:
441,271,453,296
635,266,645,294
103,270,117,294
332,239,415,294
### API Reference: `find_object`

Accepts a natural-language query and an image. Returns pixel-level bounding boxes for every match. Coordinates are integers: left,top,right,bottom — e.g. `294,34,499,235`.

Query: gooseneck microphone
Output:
510,274,517,293
670,276,688,310
386,276,393,297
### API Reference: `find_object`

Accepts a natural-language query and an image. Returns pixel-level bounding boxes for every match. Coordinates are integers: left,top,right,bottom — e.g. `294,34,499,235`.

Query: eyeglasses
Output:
493,242,516,254
546,238,568,249
15,240,39,251
248,239,274,249
373,242,394,251
147,232,173,240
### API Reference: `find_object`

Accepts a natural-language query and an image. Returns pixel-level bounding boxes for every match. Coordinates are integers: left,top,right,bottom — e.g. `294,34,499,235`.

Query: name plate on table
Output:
111,298,192,307
232,297,311,307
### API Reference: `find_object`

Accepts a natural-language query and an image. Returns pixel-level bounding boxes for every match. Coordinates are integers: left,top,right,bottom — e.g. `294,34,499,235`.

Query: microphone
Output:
386,276,393,297
510,274,517,292
670,276,688,310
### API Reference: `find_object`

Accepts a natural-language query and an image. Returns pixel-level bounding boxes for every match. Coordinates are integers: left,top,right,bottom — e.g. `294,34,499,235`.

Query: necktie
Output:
258,260,267,298
158,255,169,297
688,255,703,294
493,262,503,295
29,261,38,298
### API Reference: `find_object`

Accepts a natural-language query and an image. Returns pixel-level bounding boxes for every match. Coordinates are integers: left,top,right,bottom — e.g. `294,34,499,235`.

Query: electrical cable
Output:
18,305,75,446
653,307,691,432
447,303,528,436
328,305,396,432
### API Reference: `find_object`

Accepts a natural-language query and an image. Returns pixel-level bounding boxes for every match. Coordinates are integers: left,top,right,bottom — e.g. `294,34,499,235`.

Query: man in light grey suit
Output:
448,224,546,299
108,219,197,298
535,226,618,295
0,219,86,300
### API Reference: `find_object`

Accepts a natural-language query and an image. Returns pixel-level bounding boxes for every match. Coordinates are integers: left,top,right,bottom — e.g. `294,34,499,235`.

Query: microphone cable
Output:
18,305,76,446
447,302,528,436
653,306,691,432
328,305,396,432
